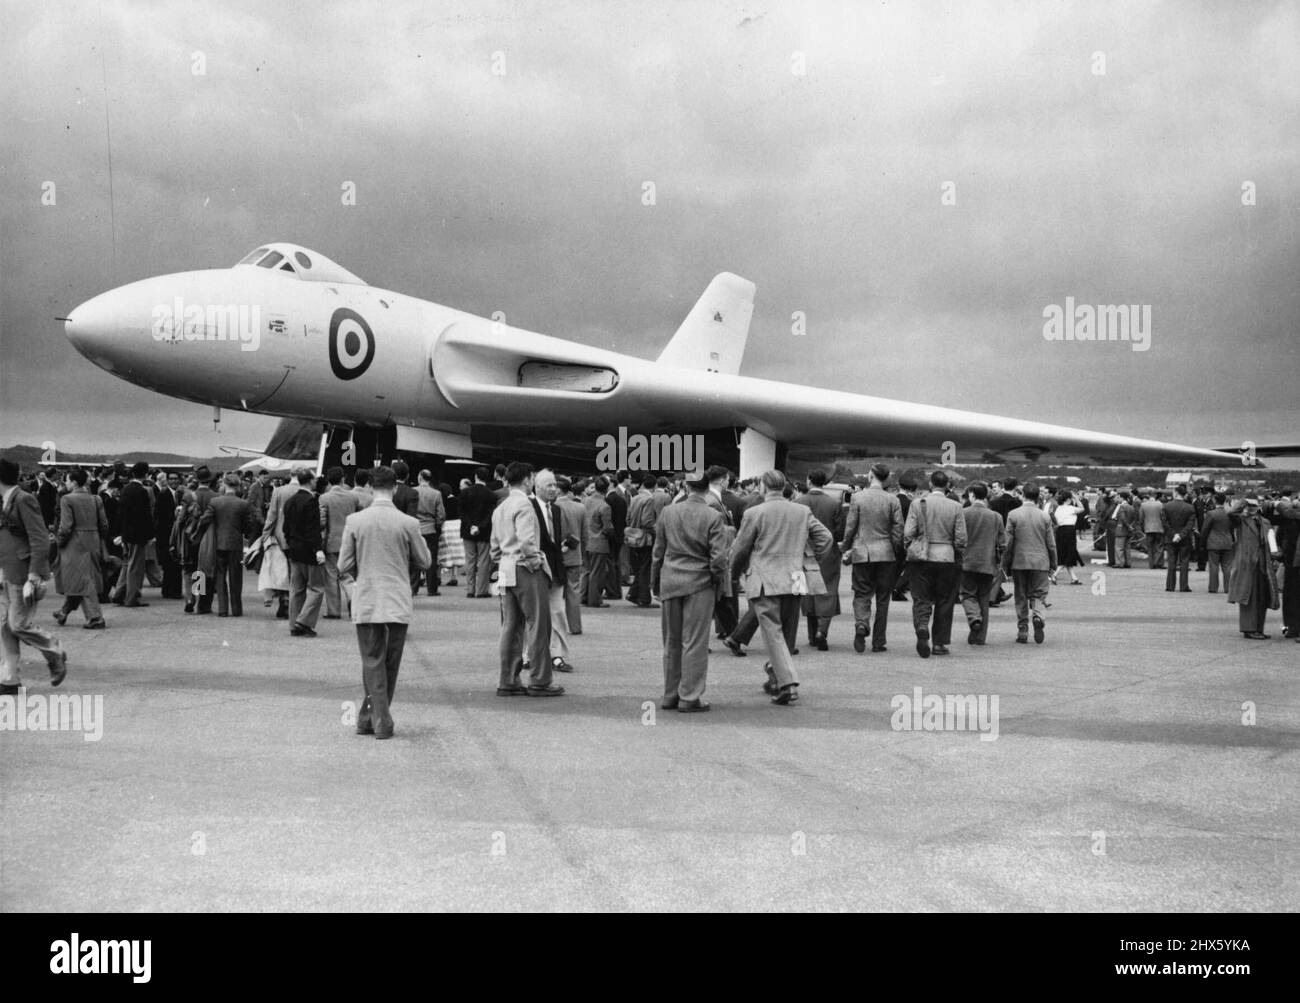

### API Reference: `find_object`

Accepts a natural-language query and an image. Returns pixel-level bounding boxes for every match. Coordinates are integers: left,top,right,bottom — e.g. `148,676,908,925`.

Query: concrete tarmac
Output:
2,555,1296,911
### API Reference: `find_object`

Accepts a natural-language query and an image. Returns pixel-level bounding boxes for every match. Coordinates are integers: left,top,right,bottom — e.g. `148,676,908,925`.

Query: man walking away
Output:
319,466,360,618
903,470,967,658
415,469,446,595
200,473,256,617
338,466,432,739
960,482,1005,645
653,469,727,712
283,469,327,636
841,462,903,653
1003,484,1057,644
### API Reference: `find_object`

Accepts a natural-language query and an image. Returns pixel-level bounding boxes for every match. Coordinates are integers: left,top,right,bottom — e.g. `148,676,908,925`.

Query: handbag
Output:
905,498,929,562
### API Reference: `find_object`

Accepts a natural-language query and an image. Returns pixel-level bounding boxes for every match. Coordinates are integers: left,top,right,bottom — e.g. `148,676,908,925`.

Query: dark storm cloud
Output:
2,0,1296,457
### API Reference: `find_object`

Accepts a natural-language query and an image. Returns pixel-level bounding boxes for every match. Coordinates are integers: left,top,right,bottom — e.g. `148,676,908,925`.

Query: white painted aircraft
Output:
64,242,1246,476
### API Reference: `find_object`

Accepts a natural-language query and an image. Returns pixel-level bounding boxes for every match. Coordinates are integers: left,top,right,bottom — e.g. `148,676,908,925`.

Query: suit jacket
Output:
118,480,155,545
37,480,58,529
798,488,844,543
606,488,628,547
154,485,179,543
262,482,299,548
652,492,727,599
458,482,497,540
904,490,968,563
555,495,587,567
1112,500,1138,535
626,490,658,541
391,482,419,519
730,495,835,597
961,501,1006,574
351,485,373,510
338,497,431,623
282,487,323,564
842,486,903,562
415,484,446,536
1161,498,1197,541
1003,503,1057,571
0,486,51,581
583,494,614,554
1139,498,1165,533
530,497,565,582
201,494,256,551
319,484,360,553
1202,507,1234,551
490,488,546,578
989,493,1021,524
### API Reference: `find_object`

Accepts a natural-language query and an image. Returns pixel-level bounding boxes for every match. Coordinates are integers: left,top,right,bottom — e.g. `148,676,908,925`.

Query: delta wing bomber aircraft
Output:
63,242,1247,475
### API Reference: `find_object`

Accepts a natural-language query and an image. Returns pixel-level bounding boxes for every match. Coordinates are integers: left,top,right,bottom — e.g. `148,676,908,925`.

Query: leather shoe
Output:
814,635,828,651
1016,632,1028,644
660,697,679,710
290,624,317,637
1243,632,1269,640
552,658,575,673
853,628,866,653
916,628,930,659
771,684,798,706
968,619,982,645
871,644,887,652
52,609,67,626
932,644,949,656
723,637,746,657
678,699,710,713
496,684,530,696
374,724,394,740
49,650,68,687
527,684,565,697
356,720,375,735
1032,617,1045,644
84,618,106,630
124,600,149,607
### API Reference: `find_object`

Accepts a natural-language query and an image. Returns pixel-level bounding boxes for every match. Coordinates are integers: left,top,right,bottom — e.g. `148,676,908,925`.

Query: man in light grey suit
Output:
903,469,968,658
652,470,727,712
840,462,903,653
729,470,835,706
959,482,1006,645
338,465,431,740
1003,483,1057,644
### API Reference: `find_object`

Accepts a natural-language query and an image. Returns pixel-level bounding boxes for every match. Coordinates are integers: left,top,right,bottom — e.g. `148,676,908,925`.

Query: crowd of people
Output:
1,453,1296,730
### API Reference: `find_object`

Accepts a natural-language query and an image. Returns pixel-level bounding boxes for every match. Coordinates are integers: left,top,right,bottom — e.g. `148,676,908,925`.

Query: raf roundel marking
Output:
329,307,374,380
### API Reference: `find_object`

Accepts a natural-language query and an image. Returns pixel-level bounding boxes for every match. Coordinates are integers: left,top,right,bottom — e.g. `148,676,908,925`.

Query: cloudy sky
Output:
2,0,1297,459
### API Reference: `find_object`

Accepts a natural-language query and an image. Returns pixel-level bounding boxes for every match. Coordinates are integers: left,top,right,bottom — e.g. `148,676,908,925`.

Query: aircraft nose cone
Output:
63,291,121,368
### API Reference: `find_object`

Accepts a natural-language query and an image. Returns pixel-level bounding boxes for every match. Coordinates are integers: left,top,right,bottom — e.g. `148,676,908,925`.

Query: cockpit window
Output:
280,262,294,272
257,251,285,269
294,252,312,269
239,247,270,264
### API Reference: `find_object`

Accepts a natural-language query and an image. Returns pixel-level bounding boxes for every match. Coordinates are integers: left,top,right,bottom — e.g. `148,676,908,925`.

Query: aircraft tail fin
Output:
656,272,755,376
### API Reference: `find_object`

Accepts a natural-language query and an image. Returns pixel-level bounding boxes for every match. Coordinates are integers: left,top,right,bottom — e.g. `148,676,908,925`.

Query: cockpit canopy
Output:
233,243,368,285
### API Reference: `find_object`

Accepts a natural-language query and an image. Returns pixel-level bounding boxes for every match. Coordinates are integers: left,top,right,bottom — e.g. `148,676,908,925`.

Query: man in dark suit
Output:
458,467,498,598
283,469,326,636
891,474,918,601
1161,486,1197,592
603,474,628,599
959,482,1006,645
986,477,1022,604
35,470,59,530
730,470,835,705
200,473,257,616
153,471,184,598
653,469,727,711
0,457,67,693
796,470,844,650
625,475,659,607
1202,493,1235,594
109,461,155,607
389,460,420,593
532,470,575,674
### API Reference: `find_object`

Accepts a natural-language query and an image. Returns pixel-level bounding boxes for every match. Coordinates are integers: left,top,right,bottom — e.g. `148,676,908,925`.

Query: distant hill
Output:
2,444,238,472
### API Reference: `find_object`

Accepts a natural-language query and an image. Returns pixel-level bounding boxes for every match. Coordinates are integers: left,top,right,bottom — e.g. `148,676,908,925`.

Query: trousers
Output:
356,622,408,732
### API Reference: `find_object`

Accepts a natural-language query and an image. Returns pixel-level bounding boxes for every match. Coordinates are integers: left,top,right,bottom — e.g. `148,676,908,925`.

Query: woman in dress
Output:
1050,490,1084,585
